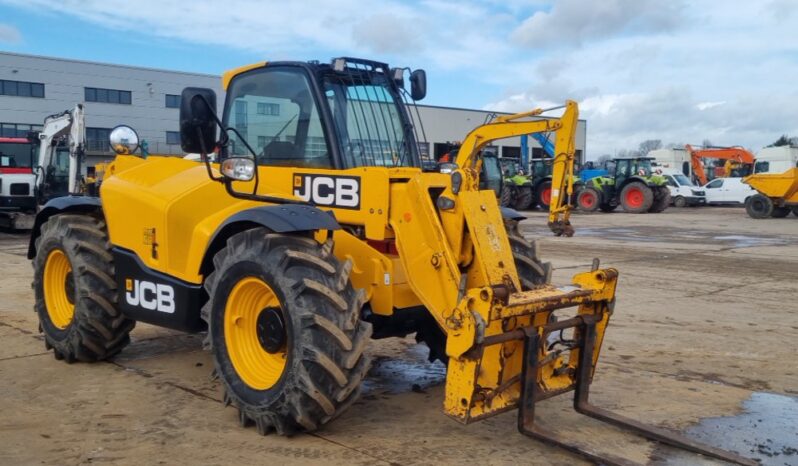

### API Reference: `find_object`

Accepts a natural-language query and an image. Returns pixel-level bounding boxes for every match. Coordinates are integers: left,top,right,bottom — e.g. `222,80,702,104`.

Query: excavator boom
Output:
455,101,578,236
685,144,755,185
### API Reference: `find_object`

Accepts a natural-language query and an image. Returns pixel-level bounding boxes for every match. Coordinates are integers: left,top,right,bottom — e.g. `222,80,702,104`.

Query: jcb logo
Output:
293,174,360,209
125,278,175,314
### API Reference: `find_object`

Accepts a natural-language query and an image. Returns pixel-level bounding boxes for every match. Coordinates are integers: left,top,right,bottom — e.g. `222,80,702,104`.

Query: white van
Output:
661,171,706,207
754,146,798,174
702,178,757,205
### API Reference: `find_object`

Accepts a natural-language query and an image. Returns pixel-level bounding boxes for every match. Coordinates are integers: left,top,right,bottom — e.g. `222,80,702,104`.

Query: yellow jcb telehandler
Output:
28,57,753,465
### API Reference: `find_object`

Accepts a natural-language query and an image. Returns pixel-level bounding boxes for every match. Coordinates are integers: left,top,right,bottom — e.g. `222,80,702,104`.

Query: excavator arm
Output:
454,100,579,236
35,104,86,201
685,144,755,185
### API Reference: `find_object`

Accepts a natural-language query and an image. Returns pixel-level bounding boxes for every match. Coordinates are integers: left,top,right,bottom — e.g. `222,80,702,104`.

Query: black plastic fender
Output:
200,204,340,276
27,196,103,259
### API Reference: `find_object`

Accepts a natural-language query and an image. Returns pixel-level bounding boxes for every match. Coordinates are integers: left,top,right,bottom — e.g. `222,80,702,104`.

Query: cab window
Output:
224,68,332,168
706,179,723,189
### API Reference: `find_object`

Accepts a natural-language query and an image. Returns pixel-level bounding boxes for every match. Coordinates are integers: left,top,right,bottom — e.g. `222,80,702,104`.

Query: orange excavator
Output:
685,144,755,185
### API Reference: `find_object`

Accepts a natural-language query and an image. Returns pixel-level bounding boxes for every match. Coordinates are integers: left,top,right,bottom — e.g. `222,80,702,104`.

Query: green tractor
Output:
528,158,583,209
499,157,535,210
576,157,670,213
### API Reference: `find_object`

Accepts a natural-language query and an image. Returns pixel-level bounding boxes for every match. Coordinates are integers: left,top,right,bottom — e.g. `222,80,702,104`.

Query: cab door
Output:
703,178,724,203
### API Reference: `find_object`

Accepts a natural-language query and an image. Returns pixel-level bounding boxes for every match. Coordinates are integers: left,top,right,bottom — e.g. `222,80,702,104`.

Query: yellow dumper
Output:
743,167,798,218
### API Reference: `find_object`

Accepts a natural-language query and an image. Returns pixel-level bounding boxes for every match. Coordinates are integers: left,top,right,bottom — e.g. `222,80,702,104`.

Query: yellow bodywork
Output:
744,168,798,203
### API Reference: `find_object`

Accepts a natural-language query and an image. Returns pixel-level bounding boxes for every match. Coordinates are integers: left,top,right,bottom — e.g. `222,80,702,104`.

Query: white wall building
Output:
1,51,587,168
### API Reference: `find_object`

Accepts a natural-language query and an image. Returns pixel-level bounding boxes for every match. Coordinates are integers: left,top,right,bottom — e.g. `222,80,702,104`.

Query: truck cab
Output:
754,146,798,174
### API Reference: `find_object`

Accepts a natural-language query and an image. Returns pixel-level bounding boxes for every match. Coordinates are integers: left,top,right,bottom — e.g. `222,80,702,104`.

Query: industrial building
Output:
0,51,586,168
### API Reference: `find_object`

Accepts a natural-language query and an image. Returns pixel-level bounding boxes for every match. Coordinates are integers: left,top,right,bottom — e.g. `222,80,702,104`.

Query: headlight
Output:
221,157,255,181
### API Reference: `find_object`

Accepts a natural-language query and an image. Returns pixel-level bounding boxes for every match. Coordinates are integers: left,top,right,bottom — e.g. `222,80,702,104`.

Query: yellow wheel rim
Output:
224,277,287,390
43,249,75,329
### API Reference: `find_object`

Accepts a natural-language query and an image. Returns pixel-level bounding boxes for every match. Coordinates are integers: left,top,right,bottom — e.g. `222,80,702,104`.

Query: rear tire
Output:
792,206,798,217
648,186,670,213
745,194,773,219
535,181,552,210
620,182,654,213
202,229,371,435
771,206,791,218
576,187,600,212
513,186,534,210
32,214,134,362
673,196,686,208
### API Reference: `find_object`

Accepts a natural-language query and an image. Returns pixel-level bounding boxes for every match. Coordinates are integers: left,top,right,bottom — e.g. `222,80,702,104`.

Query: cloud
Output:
1,0,796,157
512,0,685,48
0,23,21,43
696,101,726,111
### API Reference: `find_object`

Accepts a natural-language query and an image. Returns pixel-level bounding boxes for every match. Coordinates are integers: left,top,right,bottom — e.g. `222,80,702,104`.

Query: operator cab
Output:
185,58,429,176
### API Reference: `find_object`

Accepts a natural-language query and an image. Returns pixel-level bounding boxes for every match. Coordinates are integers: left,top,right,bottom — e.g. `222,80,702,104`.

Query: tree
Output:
596,154,612,166
768,135,795,147
637,139,662,155
701,139,713,149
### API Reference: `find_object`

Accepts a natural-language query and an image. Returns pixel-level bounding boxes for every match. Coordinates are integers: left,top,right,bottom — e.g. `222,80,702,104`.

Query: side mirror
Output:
180,87,217,154
109,125,140,155
410,69,427,101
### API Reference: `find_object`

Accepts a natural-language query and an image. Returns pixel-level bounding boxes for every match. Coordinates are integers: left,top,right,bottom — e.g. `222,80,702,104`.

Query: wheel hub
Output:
256,307,285,354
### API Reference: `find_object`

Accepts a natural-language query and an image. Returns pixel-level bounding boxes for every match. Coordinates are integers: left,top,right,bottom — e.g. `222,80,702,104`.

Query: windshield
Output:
632,159,653,176
224,68,332,168
673,173,693,186
324,75,413,168
0,141,36,168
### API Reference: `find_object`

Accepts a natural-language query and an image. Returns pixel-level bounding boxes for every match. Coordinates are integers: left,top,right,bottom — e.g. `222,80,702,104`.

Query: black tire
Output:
535,181,552,210
745,194,773,219
620,182,654,213
771,206,791,218
500,184,513,207
32,214,135,362
599,203,618,212
202,229,371,435
513,186,534,210
576,187,601,212
792,206,798,217
673,196,686,208
503,218,551,289
649,186,670,213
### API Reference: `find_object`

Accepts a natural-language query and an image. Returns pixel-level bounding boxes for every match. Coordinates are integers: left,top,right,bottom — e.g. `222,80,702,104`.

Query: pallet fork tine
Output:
517,317,758,466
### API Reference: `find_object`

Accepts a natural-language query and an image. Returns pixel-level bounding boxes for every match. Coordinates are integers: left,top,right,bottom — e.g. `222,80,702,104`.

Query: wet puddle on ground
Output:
656,392,798,465
713,235,792,248
363,343,447,396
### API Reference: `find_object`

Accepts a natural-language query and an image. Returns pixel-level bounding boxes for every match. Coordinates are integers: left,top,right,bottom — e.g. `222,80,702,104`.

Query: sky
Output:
0,0,796,159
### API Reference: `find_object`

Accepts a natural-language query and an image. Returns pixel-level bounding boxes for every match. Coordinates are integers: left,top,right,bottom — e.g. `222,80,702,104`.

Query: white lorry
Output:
753,146,798,174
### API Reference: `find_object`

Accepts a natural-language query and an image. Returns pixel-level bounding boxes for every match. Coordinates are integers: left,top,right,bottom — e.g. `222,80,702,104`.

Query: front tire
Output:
513,186,534,210
673,196,686,208
648,186,670,213
745,194,773,219
32,214,134,362
504,218,551,289
202,229,371,435
500,184,513,207
576,188,600,212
